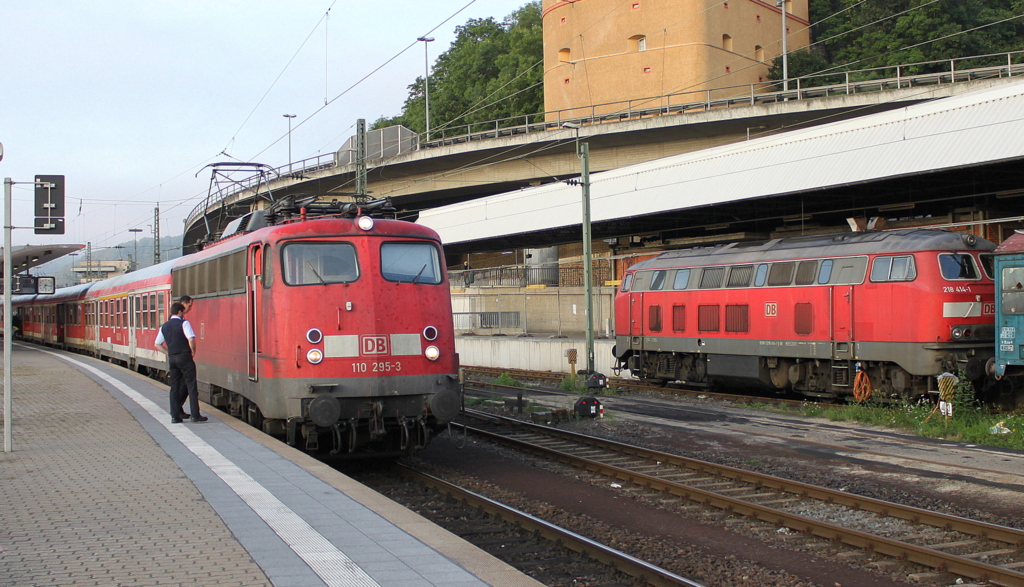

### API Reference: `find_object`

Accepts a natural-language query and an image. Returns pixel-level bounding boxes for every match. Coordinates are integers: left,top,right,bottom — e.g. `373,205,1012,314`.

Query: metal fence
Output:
450,260,615,289
452,311,522,331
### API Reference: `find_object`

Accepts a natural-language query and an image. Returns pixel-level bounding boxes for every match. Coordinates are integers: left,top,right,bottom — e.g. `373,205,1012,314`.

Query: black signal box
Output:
34,175,65,217
34,216,65,235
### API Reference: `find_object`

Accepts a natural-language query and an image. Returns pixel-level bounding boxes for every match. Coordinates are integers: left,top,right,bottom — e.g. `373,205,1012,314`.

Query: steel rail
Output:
463,366,807,407
461,410,1024,586
397,463,705,587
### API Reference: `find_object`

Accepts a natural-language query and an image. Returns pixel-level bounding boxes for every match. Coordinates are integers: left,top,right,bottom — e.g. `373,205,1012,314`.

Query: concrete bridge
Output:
183,55,1023,253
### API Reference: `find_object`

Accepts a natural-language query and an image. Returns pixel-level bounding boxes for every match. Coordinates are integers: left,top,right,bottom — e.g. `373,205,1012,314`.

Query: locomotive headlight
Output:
422,325,439,341
357,216,374,231
306,328,324,344
424,345,440,361
951,327,964,340
307,349,324,364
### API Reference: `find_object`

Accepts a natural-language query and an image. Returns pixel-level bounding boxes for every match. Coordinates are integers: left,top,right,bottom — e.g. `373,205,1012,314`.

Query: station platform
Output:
0,343,542,587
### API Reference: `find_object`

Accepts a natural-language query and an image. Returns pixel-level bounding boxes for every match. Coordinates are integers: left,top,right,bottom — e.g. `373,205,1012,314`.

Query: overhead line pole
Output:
4,175,12,452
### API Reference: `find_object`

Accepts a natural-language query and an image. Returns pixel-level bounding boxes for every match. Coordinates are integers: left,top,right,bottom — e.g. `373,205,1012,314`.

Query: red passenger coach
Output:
9,198,461,457
613,229,996,400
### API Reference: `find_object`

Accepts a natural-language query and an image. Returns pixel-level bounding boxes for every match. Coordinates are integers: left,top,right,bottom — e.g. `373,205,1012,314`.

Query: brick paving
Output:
0,345,271,586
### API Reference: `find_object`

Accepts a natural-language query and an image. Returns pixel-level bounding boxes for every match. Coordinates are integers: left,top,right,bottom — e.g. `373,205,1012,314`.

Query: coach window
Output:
621,272,633,292
768,262,795,286
283,242,359,285
1001,267,1024,313
381,242,442,284
870,255,917,282
817,259,833,284
699,267,725,289
672,268,690,290
650,270,667,290
754,263,769,286
938,252,980,280
727,265,753,287
795,261,818,285
979,253,994,280
263,245,274,288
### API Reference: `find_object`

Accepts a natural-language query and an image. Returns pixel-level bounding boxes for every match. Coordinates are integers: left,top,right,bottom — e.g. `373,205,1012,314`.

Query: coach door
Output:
629,292,644,336
246,244,262,381
55,304,66,347
831,285,854,360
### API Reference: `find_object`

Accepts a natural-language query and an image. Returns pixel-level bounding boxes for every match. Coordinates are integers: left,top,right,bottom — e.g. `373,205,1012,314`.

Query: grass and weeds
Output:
561,376,585,393
495,372,525,388
780,374,1024,450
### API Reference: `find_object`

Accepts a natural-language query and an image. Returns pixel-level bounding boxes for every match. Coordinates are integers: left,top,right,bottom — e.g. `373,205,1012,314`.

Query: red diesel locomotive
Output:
613,228,996,400
11,198,462,455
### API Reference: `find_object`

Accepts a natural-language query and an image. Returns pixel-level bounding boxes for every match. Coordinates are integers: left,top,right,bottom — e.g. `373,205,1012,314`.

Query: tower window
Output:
558,48,571,62
722,34,733,52
629,35,647,52
755,45,764,62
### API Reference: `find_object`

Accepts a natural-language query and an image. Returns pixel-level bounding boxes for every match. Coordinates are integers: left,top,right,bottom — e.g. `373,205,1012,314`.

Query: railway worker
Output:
937,372,959,425
155,302,206,424
174,295,195,416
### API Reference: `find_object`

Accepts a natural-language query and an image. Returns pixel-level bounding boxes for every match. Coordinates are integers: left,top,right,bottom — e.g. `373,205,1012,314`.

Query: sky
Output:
1,0,530,259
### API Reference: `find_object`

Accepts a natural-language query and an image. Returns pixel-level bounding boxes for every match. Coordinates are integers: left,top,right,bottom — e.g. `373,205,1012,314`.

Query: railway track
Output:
464,365,808,407
459,409,1024,586
350,463,703,587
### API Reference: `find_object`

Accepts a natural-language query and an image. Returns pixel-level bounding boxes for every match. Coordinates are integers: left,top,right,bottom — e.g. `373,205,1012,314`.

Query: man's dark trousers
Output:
168,352,199,419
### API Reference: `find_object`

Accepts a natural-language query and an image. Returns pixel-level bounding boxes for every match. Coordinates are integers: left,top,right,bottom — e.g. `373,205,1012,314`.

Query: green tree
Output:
372,2,543,136
770,0,1024,82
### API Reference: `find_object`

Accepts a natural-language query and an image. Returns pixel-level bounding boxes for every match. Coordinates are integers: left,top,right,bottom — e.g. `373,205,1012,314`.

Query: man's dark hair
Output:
178,295,193,304
170,302,186,315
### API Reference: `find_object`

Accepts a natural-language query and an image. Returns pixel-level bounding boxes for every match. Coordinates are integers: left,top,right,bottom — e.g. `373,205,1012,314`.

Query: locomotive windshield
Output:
282,242,359,285
381,242,442,284
938,252,981,280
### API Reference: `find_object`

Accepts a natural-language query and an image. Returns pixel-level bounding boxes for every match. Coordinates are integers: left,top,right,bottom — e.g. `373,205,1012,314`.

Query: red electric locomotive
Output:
613,228,996,400
11,198,462,456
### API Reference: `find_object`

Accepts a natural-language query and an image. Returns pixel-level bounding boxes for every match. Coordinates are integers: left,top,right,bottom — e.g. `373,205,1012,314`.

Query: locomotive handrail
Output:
185,50,1024,231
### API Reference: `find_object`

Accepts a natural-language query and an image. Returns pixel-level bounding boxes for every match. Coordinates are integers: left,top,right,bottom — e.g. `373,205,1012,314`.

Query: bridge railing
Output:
186,50,1023,230
420,50,1024,146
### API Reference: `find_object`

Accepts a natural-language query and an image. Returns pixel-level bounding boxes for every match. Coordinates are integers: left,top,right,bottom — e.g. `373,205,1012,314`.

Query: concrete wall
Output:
455,335,618,376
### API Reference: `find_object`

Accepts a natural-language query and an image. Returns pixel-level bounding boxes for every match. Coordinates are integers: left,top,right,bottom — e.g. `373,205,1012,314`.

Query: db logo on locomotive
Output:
360,335,390,356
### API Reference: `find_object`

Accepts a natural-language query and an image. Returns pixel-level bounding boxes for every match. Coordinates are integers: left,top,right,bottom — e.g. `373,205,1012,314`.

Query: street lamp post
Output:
283,114,296,175
129,228,142,272
777,0,789,92
417,36,435,138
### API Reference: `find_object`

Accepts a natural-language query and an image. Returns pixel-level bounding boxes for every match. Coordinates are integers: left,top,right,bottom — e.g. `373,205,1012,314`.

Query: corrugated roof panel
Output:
421,81,1024,246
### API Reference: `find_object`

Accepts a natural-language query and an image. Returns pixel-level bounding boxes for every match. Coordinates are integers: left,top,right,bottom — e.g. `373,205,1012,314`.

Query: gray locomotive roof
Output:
629,228,994,270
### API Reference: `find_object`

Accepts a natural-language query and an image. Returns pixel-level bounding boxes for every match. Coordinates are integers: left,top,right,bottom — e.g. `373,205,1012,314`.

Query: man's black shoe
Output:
190,415,208,423
181,413,190,419
171,418,183,424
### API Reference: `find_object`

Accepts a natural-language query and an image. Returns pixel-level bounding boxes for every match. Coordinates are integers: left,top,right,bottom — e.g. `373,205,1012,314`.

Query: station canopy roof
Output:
419,80,1024,252
0,244,84,275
